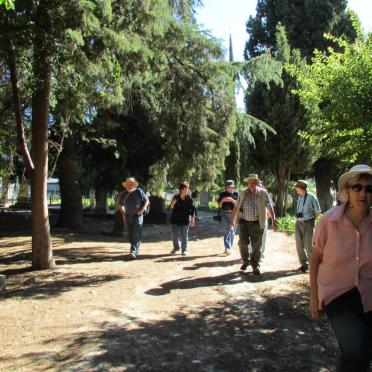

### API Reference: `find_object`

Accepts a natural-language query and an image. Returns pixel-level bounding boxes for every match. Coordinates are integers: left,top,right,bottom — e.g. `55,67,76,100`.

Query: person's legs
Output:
128,215,143,255
295,221,307,267
260,223,268,261
180,225,189,253
171,224,181,251
221,212,234,251
249,223,264,269
238,221,250,265
127,216,143,255
365,311,372,365
324,288,371,372
303,219,315,263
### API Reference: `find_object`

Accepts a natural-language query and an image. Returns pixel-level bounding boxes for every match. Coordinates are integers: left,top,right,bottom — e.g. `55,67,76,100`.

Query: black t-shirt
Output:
170,194,195,225
217,190,239,211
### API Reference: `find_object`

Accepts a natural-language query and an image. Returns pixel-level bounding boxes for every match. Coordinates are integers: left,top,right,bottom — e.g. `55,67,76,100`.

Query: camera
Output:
296,212,303,218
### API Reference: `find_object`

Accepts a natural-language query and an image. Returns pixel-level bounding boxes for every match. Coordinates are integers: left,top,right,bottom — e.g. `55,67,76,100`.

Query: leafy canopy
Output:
291,33,372,164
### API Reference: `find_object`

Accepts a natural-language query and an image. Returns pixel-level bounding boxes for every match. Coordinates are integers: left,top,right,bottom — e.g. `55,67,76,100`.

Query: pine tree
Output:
246,26,313,216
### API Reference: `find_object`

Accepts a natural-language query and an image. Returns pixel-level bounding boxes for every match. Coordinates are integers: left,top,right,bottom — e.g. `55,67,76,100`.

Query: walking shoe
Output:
223,250,232,256
240,262,248,271
129,252,136,260
170,249,179,255
182,251,188,256
253,267,261,275
298,265,308,273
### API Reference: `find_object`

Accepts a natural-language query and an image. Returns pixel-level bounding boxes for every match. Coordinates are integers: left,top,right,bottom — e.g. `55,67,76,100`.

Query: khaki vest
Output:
236,187,267,229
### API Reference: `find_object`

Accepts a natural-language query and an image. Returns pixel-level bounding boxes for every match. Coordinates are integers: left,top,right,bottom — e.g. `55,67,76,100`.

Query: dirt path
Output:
0,216,338,371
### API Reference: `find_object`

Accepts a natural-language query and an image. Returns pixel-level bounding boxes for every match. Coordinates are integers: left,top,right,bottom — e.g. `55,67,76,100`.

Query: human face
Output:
295,186,306,196
247,179,258,192
180,186,189,197
126,181,136,191
226,185,235,193
348,178,372,211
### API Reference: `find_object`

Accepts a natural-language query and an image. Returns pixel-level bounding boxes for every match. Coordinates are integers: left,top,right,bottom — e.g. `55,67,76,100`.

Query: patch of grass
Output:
276,214,296,234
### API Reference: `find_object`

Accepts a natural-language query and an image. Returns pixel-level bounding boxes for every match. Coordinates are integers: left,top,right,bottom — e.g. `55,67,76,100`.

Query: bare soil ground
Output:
0,212,339,372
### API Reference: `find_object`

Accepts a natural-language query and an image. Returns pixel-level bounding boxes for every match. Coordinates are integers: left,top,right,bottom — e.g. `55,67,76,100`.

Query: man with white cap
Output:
217,180,239,255
231,174,277,275
294,179,321,273
118,177,149,259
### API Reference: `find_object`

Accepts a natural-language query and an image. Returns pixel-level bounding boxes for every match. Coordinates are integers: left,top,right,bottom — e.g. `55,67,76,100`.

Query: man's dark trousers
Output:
238,220,264,268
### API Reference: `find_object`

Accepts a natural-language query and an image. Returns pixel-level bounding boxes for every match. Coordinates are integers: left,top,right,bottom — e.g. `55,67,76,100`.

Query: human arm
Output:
137,198,150,216
310,217,326,320
312,196,322,220
265,192,277,231
230,204,239,228
170,196,177,209
310,249,322,320
221,196,237,204
189,202,196,227
118,192,127,222
267,206,277,231
119,205,126,222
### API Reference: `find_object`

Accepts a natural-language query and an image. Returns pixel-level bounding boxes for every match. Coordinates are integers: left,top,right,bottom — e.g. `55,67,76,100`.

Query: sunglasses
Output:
349,184,372,193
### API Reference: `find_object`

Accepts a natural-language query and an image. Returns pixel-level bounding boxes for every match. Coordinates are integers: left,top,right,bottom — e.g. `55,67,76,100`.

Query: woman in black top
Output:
170,182,196,256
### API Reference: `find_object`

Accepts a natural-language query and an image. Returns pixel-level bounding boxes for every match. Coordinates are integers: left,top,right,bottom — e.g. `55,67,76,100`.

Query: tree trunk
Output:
313,158,335,213
283,166,291,214
225,138,240,183
89,189,95,208
6,35,34,174
57,134,83,229
94,185,107,214
15,178,30,208
0,177,10,207
275,163,290,217
31,3,54,269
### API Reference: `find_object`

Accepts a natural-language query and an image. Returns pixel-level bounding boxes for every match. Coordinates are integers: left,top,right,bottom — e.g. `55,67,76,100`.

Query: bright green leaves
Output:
0,0,14,10
292,34,372,163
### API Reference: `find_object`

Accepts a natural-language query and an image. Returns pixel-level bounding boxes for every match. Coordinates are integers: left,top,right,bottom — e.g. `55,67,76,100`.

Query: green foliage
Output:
245,0,354,59
0,0,14,10
208,200,219,212
276,214,296,234
244,26,314,215
291,34,372,164
145,21,238,190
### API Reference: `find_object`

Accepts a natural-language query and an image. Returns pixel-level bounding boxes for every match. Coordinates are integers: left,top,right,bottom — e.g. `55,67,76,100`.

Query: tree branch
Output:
6,35,35,174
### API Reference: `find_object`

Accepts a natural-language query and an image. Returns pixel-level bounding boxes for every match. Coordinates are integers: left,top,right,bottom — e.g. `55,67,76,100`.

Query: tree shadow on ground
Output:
1,272,124,300
154,253,221,264
183,258,241,270
145,269,301,296
0,287,338,371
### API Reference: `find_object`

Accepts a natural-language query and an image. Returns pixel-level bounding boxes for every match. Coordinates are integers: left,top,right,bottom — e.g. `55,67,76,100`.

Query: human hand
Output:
190,219,196,228
272,220,278,232
310,295,321,321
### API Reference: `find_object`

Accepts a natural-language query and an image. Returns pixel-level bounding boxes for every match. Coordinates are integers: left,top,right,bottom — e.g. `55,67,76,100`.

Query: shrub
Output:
276,214,296,234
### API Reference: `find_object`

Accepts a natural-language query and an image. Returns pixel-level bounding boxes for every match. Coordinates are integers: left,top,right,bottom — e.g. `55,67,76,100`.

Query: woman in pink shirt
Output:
310,164,372,371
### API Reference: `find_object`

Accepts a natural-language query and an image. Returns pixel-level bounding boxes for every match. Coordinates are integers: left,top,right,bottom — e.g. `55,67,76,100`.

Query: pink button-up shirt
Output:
313,205,372,312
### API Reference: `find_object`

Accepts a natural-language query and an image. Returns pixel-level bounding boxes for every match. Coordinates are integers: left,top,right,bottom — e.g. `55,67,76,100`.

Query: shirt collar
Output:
331,205,372,222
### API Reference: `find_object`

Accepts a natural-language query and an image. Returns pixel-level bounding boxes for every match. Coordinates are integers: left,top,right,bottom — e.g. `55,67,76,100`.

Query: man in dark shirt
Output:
217,180,239,255
119,177,149,259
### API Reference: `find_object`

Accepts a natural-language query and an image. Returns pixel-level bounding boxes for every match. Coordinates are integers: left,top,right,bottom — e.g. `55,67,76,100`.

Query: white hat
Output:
122,177,139,189
243,174,260,182
337,164,372,203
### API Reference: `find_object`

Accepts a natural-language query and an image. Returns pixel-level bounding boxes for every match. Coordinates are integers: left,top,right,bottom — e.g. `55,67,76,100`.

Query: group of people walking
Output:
117,164,372,371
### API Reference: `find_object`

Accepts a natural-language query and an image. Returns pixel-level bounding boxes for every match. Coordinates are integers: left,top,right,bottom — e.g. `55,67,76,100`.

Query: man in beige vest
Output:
231,174,277,275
